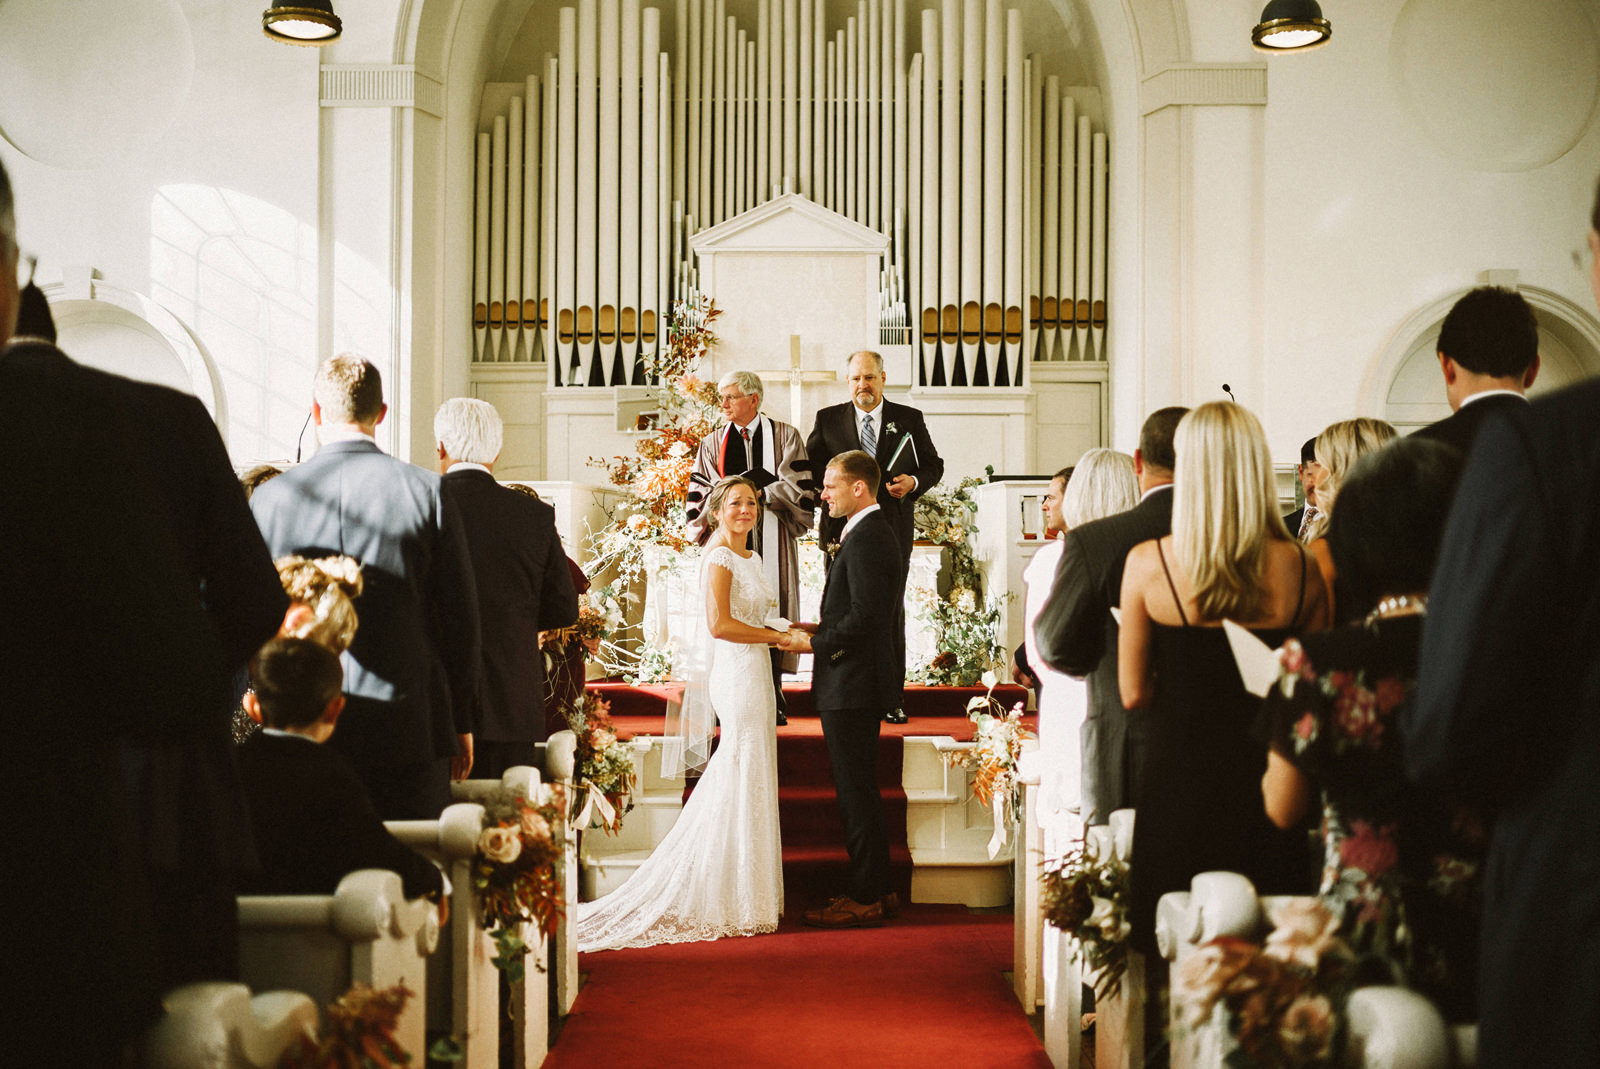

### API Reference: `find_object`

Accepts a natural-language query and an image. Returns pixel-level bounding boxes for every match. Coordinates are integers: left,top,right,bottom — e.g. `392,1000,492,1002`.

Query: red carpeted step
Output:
777,784,907,846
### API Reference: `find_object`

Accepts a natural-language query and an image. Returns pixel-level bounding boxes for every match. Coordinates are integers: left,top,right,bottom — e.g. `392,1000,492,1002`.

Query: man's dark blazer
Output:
1283,506,1306,537
441,468,578,744
806,399,944,558
1034,485,1173,824
0,342,236,1058
1407,378,1600,1068
251,439,482,777
238,732,444,900
1411,391,1528,456
811,507,906,712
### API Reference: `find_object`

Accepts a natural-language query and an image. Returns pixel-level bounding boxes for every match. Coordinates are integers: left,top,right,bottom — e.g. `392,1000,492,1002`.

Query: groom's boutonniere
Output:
824,542,840,562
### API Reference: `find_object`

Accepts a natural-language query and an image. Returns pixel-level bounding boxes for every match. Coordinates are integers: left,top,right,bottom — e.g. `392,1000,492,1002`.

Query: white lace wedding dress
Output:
576,545,784,951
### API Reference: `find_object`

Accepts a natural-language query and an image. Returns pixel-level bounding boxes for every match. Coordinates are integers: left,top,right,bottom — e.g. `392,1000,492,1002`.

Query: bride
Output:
576,475,788,951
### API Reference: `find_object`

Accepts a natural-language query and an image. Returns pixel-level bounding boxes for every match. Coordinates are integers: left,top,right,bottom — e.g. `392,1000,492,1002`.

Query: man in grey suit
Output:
1033,406,1187,825
252,355,482,819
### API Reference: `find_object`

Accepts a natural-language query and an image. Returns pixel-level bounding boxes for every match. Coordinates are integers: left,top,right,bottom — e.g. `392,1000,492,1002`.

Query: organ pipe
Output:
471,0,1110,385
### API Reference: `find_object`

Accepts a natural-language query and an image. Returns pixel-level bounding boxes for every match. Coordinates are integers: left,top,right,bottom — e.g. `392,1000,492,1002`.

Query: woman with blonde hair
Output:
1305,417,1397,617
1021,450,1138,822
1118,402,1329,953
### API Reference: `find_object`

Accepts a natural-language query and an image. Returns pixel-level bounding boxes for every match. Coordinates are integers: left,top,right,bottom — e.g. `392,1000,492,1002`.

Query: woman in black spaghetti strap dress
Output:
1117,402,1330,956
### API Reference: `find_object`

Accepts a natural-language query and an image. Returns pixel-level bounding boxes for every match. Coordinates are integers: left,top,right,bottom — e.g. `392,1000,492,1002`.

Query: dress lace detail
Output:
576,546,783,951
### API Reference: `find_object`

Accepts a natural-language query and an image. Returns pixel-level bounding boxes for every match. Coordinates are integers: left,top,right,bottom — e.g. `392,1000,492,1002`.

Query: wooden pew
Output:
386,802,497,1069
537,729,582,1016
237,869,439,1061
451,764,558,1066
143,982,317,1068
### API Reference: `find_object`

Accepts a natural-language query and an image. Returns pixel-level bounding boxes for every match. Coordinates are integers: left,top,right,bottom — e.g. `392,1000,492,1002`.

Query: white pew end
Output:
387,802,496,1069
237,869,438,1062
1089,809,1140,1069
536,730,582,1016
143,983,317,1068
451,764,557,1063
1345,986,1453,1069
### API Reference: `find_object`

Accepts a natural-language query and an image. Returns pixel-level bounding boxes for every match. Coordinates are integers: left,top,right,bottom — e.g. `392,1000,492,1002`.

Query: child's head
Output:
248,636,344,733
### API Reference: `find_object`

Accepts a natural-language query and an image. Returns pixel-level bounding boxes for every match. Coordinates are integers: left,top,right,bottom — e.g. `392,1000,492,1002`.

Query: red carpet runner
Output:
544,906,1050,1068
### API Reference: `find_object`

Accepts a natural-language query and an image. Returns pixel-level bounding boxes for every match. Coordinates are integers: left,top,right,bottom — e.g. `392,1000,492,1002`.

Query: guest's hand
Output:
452,733,474,781
886,473,917,499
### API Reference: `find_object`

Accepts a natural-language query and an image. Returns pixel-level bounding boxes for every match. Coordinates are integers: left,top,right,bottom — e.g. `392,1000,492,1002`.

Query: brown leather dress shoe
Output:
880,891,901,918
802,895,885,929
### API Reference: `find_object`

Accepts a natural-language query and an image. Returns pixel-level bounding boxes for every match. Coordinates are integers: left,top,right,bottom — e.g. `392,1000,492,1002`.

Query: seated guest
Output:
1283,436,1321,541
239,636,445,901
1118,402,1329,955
1305,417,1396,620
1261,437,1483,1022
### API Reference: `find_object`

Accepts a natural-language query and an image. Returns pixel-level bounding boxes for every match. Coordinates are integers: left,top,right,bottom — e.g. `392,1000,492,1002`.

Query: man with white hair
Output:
253,355,482,819
436,397,578,778
685,368,816,723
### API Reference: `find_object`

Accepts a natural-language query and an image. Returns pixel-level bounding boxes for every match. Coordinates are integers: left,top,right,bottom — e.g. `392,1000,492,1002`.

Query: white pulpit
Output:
970,479,1057,665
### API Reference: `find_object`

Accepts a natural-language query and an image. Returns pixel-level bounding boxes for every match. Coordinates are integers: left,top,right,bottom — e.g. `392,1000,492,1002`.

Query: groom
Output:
783,450,902,928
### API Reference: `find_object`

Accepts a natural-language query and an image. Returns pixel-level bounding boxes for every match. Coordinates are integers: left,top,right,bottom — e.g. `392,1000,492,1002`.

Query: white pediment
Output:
688,193,889,255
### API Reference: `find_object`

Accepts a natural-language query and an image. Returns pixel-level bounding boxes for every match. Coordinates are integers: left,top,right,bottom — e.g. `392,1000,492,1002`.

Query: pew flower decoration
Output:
1171,899,1355,1069
472,789,567,981
565,691,638,833
543,596,613,659
280,982,414,1068
1041,839,1132,999
943,676,1035,857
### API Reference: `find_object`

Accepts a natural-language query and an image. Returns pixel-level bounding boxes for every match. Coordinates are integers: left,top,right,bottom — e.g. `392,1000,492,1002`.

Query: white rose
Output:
478,825,523,864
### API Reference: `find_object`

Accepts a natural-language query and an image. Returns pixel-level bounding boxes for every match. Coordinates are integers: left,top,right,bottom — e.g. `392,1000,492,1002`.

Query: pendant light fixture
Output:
1252,0,1331,53
263,2,342,46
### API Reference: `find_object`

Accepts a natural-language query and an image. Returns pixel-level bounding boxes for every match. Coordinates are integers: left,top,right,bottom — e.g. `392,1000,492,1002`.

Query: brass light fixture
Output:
1252,0,1331,53
263,2,342,46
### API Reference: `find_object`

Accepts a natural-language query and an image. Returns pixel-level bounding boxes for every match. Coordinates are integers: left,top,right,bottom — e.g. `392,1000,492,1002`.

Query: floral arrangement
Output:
280,982,414,1067
907,586,1009,686
912,470,988,594
1172,898,1356,1069
472,789,567,981
564,691,637,833
542,595,613,660
1040,838,1132,999
943,679,1035,856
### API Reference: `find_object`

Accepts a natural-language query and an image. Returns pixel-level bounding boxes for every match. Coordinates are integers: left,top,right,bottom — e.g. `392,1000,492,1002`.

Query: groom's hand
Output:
790,621,819,634
779,629,813,653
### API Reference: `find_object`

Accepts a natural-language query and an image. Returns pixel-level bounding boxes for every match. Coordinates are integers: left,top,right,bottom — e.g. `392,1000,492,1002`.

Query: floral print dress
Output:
1261,615,1485,1022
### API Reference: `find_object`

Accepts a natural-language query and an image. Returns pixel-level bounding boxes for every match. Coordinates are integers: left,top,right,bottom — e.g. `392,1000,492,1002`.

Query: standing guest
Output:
1304,418,1397,620
1412,286,1539,456
1118,402,1328,954
784,452,902,927
436,398,578,778
1022,454,1137,821
1405,183,1600,1068
0,158,245,1064
1033,406,1187,824
252,355,482,819
1282,436,1322,541
239,636,447,903
806,351,944,723
1260,437,1482,1022
685,370,815,724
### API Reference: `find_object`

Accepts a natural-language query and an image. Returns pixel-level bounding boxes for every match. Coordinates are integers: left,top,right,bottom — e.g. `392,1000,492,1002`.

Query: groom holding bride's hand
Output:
780,451,903,928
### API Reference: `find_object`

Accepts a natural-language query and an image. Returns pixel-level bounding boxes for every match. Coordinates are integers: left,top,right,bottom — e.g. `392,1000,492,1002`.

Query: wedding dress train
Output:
575,546,784,951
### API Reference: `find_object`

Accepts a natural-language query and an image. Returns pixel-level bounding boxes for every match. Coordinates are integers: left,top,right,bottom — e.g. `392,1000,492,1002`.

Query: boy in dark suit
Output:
239,637,445,903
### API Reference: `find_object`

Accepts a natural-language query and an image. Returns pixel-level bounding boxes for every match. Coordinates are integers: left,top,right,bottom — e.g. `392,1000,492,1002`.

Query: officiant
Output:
685,369,817,723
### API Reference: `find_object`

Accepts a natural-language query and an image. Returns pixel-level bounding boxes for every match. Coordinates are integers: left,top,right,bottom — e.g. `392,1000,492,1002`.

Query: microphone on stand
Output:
294,408,313,463
1222,383,1238,403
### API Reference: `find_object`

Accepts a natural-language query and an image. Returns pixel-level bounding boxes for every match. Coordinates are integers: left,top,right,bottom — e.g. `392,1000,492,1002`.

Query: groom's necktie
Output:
860,413,876,456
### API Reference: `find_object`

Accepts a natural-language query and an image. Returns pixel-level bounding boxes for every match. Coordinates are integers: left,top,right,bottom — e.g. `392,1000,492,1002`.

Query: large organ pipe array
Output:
471,0,1109,387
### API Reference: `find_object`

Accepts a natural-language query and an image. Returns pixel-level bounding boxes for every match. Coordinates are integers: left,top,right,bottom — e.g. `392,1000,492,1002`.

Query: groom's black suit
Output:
811,506,903,905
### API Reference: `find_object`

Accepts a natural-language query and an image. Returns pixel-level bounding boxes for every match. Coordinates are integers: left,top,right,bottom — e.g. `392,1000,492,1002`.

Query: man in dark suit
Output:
240,637,446,901
0,159,247,1062
806,350,943,723
1412,285,1539,455
435,397,578,779
1282,436,1322,542
1034,406,1188,825
785,451,903,928
253,355,482,819
1405,191,1600,1068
